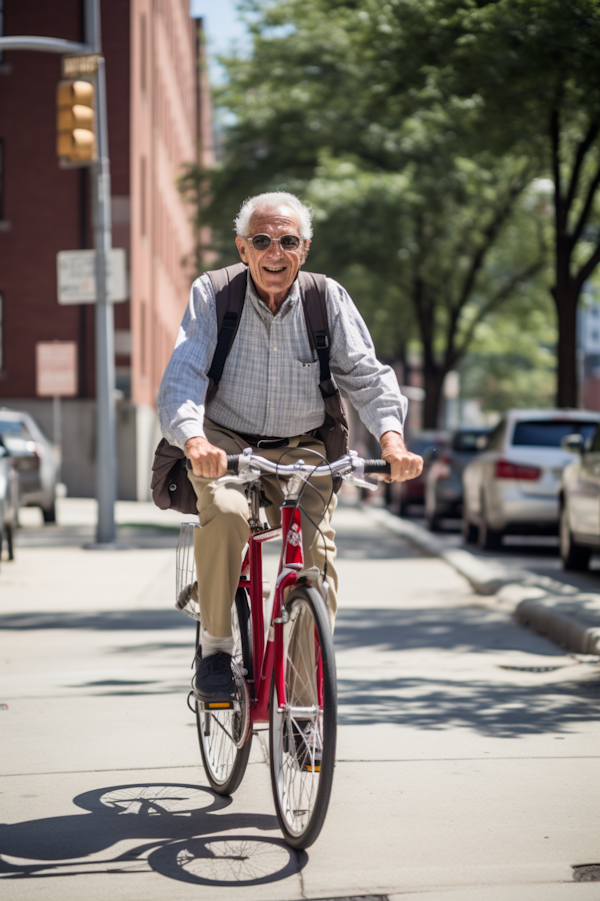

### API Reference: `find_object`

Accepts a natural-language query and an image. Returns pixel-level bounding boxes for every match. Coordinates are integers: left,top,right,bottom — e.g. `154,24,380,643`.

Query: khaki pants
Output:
188,419,338,639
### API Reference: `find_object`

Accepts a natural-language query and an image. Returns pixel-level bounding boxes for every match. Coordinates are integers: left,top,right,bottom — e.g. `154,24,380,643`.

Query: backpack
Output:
151,263,349,513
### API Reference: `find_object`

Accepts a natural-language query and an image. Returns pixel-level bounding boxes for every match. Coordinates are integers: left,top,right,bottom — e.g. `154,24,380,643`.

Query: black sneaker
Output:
193,651,236,705
290,719,322,772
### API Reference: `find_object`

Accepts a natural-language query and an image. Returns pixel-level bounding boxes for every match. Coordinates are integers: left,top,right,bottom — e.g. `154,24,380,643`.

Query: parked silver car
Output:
0,408,59,523
425,427,490,530
462,409,600,550
559,425,600,570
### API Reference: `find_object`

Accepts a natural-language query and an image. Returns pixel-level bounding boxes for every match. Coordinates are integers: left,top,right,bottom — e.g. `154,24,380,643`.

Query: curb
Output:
366,506,600,657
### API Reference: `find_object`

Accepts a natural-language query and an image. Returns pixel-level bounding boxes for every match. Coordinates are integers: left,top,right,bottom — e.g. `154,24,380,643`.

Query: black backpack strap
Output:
206,263,248,401
299,271,330,382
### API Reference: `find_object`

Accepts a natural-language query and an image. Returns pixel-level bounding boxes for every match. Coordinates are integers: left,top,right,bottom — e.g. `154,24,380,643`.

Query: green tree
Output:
376,0,600,407
182,0,552,425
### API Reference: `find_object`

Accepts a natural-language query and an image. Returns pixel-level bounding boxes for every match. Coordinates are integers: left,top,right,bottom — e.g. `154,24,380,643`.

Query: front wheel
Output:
269,584,337,850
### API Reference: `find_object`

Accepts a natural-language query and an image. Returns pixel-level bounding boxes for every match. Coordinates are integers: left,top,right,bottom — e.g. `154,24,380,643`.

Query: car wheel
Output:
477,501,503,551
42,503,56,524
426,510,442,532
461,514,478,545
560,503,590,571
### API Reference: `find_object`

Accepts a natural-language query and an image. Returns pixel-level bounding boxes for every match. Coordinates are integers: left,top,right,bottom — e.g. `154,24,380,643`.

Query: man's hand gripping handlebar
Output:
220,449,395,492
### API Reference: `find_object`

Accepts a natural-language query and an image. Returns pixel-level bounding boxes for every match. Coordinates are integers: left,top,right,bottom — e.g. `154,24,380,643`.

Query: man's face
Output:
235,205,310,299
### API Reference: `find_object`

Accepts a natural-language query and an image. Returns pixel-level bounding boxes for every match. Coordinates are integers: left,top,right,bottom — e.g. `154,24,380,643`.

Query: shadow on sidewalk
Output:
14,524,181,550
0,782,305,887
0,608,189,632
335,606,600,738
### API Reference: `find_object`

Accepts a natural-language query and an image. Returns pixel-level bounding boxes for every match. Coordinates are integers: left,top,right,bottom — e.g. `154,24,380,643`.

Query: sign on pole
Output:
56,248,128,304
61,54,101,78
36,341,78,397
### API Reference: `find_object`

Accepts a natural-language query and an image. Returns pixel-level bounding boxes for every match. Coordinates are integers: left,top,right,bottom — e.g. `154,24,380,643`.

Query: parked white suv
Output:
462,409,600,550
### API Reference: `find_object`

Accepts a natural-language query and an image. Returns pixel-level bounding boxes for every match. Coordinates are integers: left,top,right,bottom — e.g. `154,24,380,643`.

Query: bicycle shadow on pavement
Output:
0,783,305,888
334,606,600,738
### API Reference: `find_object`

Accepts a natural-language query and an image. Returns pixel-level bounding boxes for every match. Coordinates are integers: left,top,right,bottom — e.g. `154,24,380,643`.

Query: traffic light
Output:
56,79,96,165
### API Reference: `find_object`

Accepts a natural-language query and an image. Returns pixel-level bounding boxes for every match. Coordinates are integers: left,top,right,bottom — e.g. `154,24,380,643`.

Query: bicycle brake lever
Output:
342,473,378,492
217,468,261,487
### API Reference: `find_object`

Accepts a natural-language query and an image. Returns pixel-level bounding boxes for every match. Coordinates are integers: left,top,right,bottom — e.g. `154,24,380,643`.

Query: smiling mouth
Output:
263,266,286,273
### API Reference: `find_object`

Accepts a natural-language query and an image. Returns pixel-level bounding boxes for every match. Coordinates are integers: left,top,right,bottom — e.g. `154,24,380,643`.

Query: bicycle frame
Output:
237,481,317,725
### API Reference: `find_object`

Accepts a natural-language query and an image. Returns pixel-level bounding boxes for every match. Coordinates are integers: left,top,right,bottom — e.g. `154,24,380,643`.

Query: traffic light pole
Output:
92,55,117,544
0,0,118,544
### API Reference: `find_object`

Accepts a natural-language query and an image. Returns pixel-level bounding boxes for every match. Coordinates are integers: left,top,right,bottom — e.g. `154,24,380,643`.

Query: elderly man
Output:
158,191,422,702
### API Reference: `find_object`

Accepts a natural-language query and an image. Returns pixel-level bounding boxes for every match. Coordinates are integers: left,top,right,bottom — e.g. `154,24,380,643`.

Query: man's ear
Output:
235,236,248,263
300,238,311,265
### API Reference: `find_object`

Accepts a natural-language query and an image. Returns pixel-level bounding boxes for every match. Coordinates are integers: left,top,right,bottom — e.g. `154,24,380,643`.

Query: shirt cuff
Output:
377,418,405,441
169,421,206,450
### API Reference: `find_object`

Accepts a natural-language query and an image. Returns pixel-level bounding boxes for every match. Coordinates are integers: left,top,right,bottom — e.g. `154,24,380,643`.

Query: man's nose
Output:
266,239,286,257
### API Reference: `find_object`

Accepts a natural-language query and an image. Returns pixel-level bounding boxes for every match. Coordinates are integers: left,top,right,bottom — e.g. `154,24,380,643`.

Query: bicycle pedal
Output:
305,764,321,772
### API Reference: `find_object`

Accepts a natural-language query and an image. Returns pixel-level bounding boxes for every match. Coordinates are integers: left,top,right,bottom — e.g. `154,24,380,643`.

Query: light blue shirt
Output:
158,272,407,448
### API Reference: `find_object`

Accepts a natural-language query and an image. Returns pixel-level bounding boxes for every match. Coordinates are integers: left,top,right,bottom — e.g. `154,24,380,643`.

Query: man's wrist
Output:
380,430,406,451
184,436,208,455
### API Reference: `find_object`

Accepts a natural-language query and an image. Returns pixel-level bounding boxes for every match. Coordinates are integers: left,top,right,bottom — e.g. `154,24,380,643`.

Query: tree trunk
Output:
553,286,579,408
422,364,445,429
552,233,579,408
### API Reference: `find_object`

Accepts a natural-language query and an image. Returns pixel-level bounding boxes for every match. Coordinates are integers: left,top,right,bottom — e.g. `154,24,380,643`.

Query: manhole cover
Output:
573,864,600,882
498,665,565,673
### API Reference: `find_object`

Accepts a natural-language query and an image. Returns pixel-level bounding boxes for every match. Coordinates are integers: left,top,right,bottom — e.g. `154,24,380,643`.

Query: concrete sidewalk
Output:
2,503,600,898
367,507,600,658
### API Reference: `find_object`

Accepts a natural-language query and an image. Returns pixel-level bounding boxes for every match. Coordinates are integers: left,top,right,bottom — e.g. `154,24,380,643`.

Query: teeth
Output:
265,266,285,272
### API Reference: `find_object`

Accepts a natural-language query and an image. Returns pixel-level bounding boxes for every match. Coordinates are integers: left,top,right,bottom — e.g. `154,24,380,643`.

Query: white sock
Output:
201,628,234,658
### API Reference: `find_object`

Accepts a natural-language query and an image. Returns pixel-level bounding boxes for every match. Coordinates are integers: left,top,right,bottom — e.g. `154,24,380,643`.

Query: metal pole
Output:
84,0,100,52
52,395,62,447
93,40,117,543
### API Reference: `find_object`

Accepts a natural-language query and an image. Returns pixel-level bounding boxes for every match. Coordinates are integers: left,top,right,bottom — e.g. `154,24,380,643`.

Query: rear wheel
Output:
477,499,503,551
196,589,253,795
42,502,56,524
461,513,478,545
269,585,337,850
5,523,14,560
560,503,591,571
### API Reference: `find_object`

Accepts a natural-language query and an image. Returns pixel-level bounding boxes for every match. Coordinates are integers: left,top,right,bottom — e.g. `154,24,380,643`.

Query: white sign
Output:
36,342,78,397
56,248,128,304
61,54,101,77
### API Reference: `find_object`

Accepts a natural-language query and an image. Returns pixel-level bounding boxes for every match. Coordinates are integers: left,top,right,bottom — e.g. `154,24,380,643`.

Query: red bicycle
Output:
176,449,390,849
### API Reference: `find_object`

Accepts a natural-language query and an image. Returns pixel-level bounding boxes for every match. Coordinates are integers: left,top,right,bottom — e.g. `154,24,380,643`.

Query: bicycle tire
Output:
196,589,253,795
269,584,337,849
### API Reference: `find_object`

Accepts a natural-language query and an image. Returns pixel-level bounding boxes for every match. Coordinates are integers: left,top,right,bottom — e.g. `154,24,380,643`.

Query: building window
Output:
140,13,147,95
140,300,146,376
140,156,146,237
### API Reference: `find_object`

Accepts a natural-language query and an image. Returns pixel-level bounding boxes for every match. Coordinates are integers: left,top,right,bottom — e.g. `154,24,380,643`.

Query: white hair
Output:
234,192,313,240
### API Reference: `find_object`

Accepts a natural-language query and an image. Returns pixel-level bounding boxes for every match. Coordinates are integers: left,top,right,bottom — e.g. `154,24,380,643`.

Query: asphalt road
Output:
406,508,600,594
1,503,599,899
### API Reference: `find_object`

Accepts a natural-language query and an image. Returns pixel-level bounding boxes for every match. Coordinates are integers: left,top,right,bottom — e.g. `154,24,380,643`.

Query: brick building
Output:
0,0,211,498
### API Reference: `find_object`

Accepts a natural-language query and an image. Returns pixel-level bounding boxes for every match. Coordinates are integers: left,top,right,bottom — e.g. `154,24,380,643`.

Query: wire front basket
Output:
175,521,201,621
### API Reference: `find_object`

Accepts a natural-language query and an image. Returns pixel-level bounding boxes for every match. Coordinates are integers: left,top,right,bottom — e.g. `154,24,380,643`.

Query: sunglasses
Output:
247,234,302,251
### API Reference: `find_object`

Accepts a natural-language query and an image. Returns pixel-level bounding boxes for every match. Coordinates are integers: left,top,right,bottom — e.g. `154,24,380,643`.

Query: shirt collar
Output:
246,275,300,322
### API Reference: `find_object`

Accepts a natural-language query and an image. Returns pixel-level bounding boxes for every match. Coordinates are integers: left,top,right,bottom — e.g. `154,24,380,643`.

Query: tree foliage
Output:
184,0,594,424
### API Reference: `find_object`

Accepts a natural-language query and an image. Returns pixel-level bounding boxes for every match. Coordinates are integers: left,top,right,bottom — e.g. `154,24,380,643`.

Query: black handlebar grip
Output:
226,455,240,474
363,459,391,475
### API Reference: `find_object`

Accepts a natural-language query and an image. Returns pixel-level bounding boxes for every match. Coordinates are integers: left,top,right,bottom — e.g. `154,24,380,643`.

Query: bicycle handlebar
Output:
224,452,391,477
